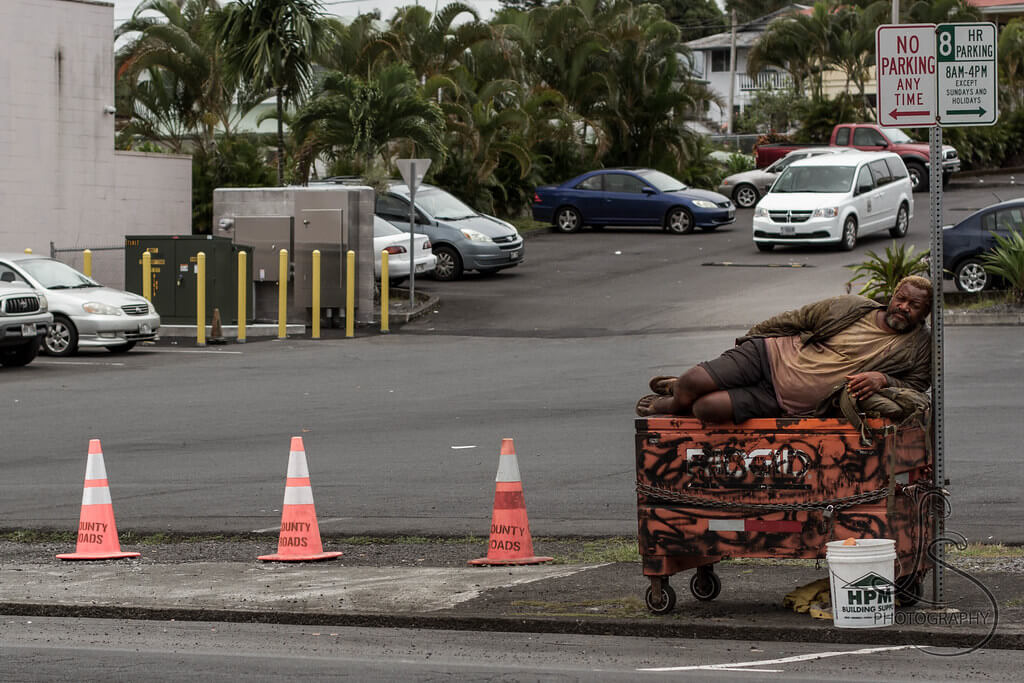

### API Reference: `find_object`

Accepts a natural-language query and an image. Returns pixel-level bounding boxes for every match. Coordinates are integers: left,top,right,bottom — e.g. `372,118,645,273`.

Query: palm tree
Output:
115,0,237,152
212,0,337,185
289,63,446,182
825,3,887,120
999,19,1024,112
374,3,494,83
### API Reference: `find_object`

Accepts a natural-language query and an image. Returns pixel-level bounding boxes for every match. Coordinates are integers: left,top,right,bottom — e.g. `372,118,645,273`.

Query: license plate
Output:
415,262,427,273
781,225,795,236
508,250,520,261
21,323,35,336
140,324,151,334
727,209,735,219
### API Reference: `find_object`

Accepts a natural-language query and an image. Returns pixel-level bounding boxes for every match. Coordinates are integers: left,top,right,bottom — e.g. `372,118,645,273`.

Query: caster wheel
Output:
896,575,923,607
690,568,721,601
644,583,677,615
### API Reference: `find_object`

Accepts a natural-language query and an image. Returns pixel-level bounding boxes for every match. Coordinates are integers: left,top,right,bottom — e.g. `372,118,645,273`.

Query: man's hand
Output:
845,371,887,400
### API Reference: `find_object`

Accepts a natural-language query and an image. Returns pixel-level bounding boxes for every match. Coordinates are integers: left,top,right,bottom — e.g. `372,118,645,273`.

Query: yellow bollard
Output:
346,250,355,338
142,251,152,302
380,252,390,334
196,251,206,346
24,248,32,254
83,249,92,278
237,251,247,344
312,249,321,339
278,249,288,339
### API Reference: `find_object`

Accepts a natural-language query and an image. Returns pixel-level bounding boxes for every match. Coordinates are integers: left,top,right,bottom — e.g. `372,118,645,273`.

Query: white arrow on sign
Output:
396,158,432,193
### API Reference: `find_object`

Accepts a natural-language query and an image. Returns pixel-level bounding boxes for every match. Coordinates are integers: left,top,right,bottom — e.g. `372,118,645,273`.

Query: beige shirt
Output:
766,312,902,415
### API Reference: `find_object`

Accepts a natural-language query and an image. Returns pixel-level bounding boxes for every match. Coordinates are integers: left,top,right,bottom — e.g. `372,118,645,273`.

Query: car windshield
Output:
415,189,478,220
635,169,688,192
17,258,99,289
882,128,914,143
773,166,855,193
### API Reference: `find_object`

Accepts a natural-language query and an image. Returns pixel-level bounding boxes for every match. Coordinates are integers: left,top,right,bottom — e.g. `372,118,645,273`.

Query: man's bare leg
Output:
692,391,735,423
647,365,719,415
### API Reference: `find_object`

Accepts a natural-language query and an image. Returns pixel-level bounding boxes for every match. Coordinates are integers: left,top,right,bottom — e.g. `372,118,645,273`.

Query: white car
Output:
0,253,159,356
752,151,913,252
373,216,435,283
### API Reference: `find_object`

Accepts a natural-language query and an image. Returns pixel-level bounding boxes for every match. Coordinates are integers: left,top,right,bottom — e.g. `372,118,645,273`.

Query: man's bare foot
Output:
648,375,677,396
636,394,676,416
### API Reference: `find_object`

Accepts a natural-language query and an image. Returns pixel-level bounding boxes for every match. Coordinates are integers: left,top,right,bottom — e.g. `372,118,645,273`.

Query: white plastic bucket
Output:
826,538,897,628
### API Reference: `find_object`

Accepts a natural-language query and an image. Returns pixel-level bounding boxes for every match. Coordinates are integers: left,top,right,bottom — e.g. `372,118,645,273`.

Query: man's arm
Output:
743,297,836,338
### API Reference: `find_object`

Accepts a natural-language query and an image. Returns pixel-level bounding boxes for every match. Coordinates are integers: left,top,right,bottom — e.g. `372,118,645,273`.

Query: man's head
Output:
885,276,932,332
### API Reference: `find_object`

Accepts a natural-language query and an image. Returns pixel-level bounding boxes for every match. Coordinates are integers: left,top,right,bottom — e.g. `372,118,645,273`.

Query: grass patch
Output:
0,529,76,544
943,290,1017,311
339,535,484,546
507,217,550,234
548,537,641,564
947,543,1024,559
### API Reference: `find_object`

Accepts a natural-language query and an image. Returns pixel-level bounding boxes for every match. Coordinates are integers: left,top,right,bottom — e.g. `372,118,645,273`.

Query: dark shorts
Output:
698,338,783,423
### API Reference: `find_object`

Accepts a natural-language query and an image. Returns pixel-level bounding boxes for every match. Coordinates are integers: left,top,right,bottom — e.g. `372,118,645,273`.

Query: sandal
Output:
648,375,677,396
635,394,660,416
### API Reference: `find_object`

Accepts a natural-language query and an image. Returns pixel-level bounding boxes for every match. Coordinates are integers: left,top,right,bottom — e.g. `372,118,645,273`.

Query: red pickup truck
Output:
754,123,960,193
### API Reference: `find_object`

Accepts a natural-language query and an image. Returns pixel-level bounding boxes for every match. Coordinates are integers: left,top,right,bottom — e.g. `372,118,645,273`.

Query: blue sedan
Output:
532,168,735,234
943,198,1024,293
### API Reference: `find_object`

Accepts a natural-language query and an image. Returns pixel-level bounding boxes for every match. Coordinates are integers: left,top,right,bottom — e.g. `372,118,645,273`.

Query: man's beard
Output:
886,311,911,332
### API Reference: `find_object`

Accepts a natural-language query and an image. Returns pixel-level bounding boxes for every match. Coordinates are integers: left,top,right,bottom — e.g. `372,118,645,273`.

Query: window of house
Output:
711,49,730,72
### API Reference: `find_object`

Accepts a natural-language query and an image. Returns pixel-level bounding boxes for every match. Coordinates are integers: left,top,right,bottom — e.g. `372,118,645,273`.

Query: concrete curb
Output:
944,311,1024,326
1,602,1016,650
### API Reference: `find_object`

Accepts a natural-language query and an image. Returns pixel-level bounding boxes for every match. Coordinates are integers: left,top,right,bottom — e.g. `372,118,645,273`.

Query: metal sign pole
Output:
928,125,946,607
408,161,416,309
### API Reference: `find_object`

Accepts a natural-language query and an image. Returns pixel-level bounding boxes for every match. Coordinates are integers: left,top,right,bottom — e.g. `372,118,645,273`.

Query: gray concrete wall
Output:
0,0,191,288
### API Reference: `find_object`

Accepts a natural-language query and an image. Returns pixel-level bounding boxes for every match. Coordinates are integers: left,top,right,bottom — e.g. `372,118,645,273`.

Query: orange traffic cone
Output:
56,439,140,561
258,437,342,562
469,438,553,566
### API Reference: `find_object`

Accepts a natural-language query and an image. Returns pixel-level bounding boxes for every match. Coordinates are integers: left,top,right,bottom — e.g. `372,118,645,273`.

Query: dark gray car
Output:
376,183,524,281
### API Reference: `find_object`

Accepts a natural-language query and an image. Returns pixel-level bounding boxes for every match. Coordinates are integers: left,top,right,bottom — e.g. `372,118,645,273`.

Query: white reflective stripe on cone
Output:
84,454,108,480
283,486,315,505
286,453,310,478
82,487,113,506
495,453,521,483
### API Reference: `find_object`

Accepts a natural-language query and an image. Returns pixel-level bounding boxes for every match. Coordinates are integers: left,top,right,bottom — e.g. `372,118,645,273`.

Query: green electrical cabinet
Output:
125,235,253,324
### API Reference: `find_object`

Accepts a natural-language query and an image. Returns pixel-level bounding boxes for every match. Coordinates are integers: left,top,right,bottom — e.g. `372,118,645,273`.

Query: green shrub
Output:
845,242,930,302
981,229,1024,303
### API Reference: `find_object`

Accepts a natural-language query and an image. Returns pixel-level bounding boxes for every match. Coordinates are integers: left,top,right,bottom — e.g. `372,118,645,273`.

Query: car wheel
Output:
665,207,695,234
839,216,858,251
44,315,79,356
0,337,41,367
889,202,910,238
432,245,463,281
106,342,137,353
553,207,582,233
755,242,775,252
732,184,759,208
954,258,990,293
906,161,927,193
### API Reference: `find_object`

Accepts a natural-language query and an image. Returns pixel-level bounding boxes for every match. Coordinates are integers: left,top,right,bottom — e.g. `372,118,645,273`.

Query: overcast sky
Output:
111,0,505,27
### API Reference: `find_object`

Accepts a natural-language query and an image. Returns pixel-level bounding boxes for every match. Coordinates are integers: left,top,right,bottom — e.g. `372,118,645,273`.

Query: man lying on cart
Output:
637,276,932,425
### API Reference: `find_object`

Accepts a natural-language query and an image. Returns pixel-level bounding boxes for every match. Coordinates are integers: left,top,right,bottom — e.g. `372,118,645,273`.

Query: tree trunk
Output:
276,87,285,186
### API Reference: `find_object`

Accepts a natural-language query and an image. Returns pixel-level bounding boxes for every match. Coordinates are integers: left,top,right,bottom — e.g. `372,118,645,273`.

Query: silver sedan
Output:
0,253,159,356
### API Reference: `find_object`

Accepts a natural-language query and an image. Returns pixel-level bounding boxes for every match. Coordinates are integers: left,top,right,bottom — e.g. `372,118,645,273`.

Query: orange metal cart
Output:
635,416,934,614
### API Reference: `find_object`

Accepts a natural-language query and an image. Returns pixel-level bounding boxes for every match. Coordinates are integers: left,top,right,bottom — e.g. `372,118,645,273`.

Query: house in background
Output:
2,0,191,286
968,0,1024,25
684,6,805,132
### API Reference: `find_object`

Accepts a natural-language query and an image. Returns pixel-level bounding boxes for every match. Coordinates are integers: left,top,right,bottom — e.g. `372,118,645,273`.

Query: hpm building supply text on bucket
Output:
827,538,897,628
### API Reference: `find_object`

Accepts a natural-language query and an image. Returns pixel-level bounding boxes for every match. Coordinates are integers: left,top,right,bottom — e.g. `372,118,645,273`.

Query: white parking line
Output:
35,361,126,366
143,348,244,354
638,644,915,672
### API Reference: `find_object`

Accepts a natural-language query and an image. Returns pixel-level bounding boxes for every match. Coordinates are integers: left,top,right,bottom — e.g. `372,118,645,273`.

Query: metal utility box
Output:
634,416,934,614
125,235,253,324
211,186,375,324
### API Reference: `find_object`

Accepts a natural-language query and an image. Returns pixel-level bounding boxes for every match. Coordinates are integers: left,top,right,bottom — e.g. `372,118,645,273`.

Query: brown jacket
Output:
736,294,931,414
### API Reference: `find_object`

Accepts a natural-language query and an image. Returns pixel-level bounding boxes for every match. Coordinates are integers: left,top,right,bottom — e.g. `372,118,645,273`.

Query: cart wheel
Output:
896,575,923,607
690,568,722,601
644,583,677,615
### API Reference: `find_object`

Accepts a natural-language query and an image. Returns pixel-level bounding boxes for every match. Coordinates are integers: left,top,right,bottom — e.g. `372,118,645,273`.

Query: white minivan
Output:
752,151,913,252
